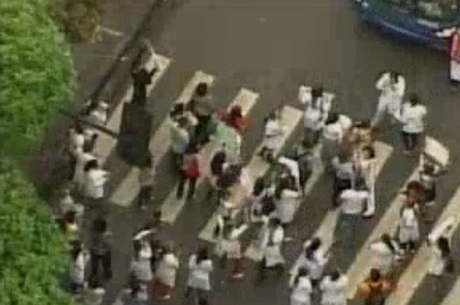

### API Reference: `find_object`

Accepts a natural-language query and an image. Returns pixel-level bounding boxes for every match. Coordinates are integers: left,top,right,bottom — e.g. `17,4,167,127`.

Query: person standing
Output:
372,71,406,127
398,200,420,255
131,40,157,106
319,270,348,305
427,218,455,277
186,247,213,302
258,218,285,281
354,145,377,218
322,113,350,170
170,117,191,170
129,239,153,294
398,94,427,155
355,269,393,305
298,85,333,146
69,241,89,295
207,143,227,200
289,267,313,305
177,143,201,201
221,222,248,279
138,155,155,209
436,27,460,84
331,151,354,207
73,145,97,191
260,110,285,162
275,179,301,228
82,159,109,204
88,218,112,291
153,243,179,300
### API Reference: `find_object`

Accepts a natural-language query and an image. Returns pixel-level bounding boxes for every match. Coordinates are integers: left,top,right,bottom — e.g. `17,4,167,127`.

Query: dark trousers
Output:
138,185,153,207
401,131,419,151
177,173,198,200
89,252,112,288
195,115,211,145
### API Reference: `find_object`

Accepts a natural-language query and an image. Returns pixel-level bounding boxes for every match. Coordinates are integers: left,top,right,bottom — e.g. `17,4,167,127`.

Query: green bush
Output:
0,0,74,160
0,0,76,304
0,160,75,305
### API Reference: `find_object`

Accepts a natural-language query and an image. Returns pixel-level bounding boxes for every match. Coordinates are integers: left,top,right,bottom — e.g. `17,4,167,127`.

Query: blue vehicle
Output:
355,0,460,51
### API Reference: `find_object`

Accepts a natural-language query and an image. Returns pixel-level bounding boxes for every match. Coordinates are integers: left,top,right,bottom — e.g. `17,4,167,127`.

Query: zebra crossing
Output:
86,50,460,305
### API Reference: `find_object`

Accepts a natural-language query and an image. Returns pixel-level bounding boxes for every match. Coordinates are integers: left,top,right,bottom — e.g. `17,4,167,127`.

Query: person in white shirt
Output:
289,267,313,305
332,151,355,207
336,179,369,246
130,239,153,289
153,243,179,300
186,247,213,302
68,124,86,157
73,145,97,191
170,117,190,170
260,110,284,162
399,94,427,154
259,218,285,280
369,233,400,275
296,238,328,286
398,201,420,254
372,71,406,127
275,177,301,226
298,85,333,146
82,159,109,202
427,218,454,277
322,113,350,170
353,145,377,218
221,222,248,279
69,241,89,294
320,270,348,305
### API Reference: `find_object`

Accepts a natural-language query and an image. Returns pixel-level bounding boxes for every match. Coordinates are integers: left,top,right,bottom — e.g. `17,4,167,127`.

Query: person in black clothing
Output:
131,40,157,106
89,218,113,290
207,144,227,200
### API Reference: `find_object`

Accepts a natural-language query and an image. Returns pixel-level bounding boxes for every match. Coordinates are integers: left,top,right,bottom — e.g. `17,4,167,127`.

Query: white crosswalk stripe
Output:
160,88,260,223
93,53,171,165
439,277,460,305
110,69,214,206
287,141,394,271
385,187,460,305
198,106,303,242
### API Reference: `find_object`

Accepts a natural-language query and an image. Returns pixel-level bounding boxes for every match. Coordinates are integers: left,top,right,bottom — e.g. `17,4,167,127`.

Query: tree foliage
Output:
0,0,74,159
0,0,76,304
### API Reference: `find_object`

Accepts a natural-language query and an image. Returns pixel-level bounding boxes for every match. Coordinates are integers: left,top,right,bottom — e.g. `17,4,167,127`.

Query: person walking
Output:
289,267,313,305
129,239,153,295
258,218,285,281
398,200,420,255
73,144,97,191
177,143,201,201
221,222,248,279
275,178,301,228
153,243,180,300
331,151,355,207
138,155,155,209
372,71,406,127
186,247,213,303
170,116,191,170
399,94,427,155
298,85,333,147
322,113,350,170
88,218,112,291
336,179,370,246
355,269,393,305
320,270,348,305
189,82,215,145
296,237,328,287
368,233,400,276
207,143,227,200
82,159,109,204
260,110,284,162
69,241,89,295
131,40,157,106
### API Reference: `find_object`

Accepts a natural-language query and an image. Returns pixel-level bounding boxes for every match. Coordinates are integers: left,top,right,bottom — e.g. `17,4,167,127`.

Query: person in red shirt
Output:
219,105,247,133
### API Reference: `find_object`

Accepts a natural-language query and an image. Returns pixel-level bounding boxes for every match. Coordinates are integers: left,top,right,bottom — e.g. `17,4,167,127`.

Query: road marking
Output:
198,106,303,242
439,277,460,305
345,139,449,299
110,70,214,206
160,88,260,222
93,53,171,165
385,187,460,305
288,141,394,270
244,143,325,261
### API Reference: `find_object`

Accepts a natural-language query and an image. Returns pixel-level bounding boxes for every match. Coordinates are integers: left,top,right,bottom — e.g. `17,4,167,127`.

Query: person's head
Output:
422,162,436,176
389,71,400,84
271,218,282,228
230,105,243,118
74,123,84,134
294,267,309,286
266,110,277,122
84,159,99,172
311,86,324,100
381,233,396,253
362,145,376,160
409,93,420,106
186,141,200,154
305,237,322,259
325,113,339,125
195,82,209,97
177,116,189,129
92,217,108,234
133,239,142,259
437,237,451,257
369,268,382,282
64,210,77,224
196,246,209,263
163,241,176,254
253,177,266,196
82,142,93,154
337,150,351,163
354,177,368,191
170,103,185,118
329,270,341,281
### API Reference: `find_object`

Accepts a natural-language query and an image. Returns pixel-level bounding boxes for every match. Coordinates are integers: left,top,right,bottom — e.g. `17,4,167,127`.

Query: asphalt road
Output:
98,1,460,305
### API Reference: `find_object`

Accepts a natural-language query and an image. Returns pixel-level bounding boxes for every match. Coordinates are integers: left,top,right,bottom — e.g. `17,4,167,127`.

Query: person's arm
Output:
232,223,249,239
376,72,390,91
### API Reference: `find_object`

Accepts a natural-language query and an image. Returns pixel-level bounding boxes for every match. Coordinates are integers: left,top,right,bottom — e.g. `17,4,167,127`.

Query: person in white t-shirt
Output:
322,113,351,170
186,247,213,303
399,94,427,154
260,110,284,162
336,179,369,247
319,270,348,305
372,71,406,127
83,159,109,202
289,267,313,305
299,85,333,146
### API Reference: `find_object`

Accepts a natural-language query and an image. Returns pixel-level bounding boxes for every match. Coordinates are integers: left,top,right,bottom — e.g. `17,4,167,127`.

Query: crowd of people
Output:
53,47,455,305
